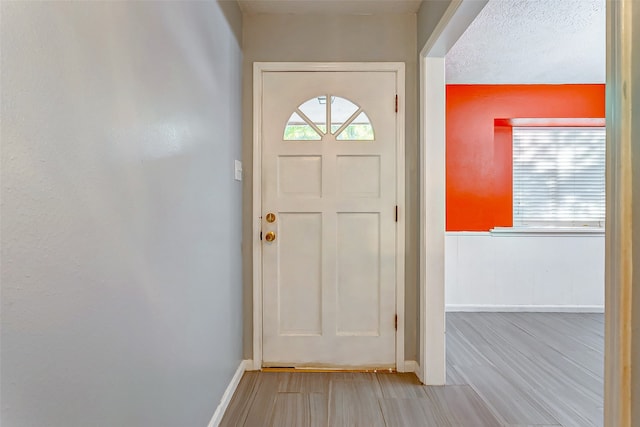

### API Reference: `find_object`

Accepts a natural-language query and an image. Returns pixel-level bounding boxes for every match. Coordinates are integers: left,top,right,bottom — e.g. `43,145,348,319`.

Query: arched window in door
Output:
284,95,374,141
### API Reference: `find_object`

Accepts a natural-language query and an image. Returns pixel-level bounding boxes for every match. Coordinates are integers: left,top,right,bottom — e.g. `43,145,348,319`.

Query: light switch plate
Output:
234,160,242,181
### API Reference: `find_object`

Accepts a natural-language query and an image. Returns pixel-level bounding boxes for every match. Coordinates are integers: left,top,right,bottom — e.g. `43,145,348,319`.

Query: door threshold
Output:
261,367,397,373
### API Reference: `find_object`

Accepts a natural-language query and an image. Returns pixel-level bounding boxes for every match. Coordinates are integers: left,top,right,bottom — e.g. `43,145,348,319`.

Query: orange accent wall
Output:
446,84,606,231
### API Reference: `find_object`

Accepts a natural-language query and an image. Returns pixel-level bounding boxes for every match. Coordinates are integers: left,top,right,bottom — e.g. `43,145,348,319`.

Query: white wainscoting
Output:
445,232,605,311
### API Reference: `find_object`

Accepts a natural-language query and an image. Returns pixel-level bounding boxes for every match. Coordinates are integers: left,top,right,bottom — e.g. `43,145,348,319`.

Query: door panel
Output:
277,212,323,336
336,212,380,336
278,156,322,197
261,71,398,368
337,155,381,197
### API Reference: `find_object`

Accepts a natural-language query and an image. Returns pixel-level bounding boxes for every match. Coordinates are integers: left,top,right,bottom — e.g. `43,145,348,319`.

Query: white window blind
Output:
512,126,606,228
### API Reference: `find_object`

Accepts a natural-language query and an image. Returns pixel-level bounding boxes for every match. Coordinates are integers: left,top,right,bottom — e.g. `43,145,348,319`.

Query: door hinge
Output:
395,205,398,222
395,95,398,113
259,231,263,241
395,314,398,330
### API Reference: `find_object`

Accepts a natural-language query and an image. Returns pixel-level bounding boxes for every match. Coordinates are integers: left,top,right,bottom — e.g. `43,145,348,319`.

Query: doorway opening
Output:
420,2,616,425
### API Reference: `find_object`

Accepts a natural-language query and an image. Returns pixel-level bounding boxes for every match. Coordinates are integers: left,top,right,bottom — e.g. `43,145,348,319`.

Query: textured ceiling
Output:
445,0,605,84
237,0,423,15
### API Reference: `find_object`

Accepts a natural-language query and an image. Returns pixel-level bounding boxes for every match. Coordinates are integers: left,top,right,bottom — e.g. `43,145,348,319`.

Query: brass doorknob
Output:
265,231,276,242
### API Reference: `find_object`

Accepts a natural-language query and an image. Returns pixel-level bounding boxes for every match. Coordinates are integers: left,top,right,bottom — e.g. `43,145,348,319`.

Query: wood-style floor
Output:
220,312,604,427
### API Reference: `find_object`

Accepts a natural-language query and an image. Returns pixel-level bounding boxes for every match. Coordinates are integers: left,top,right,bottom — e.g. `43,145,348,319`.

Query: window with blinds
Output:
512,126,606,228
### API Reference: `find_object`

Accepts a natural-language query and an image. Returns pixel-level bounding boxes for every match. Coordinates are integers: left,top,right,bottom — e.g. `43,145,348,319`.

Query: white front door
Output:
260,70,400,368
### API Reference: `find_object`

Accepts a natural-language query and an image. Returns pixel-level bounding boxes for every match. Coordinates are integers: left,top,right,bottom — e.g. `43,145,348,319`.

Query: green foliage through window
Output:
283,97,374,141
284,124,321,140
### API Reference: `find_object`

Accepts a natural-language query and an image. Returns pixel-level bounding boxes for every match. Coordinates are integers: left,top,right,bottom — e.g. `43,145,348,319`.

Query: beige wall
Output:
417,0,453,50
241,13,419,360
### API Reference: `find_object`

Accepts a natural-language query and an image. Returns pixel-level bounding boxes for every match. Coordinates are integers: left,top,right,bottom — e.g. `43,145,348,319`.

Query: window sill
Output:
490,227,605,236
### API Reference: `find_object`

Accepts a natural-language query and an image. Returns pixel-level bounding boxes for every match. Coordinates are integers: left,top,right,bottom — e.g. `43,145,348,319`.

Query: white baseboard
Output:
403,360,419,373
403,360,424,383
207,359,251,427
446,304,604,313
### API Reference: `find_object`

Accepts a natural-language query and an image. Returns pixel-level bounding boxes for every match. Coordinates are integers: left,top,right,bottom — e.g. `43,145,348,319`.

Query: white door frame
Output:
417,0,488,385
252,62,406,371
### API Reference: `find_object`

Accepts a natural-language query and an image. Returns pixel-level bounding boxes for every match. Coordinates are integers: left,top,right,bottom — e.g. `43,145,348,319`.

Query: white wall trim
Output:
243,359,256,371
446,305,605,313
490,227,605,236
395,63,407,373
445,231,489,236
419,55,446,386
418,0,488,386
445,233,605,308
419,1,462,57
252,63,264,371
207,360,251,427
252,62,406,371
448,230,606,236
419,0,488,58
403,360,420,376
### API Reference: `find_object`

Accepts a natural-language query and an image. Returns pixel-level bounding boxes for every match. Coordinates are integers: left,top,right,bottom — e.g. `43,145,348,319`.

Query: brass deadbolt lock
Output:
266,213,276,223
264,231,276,242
